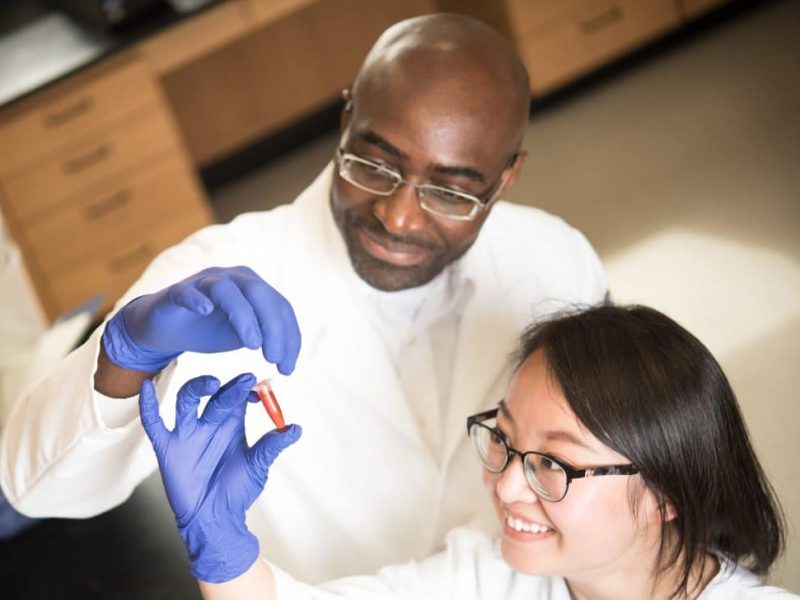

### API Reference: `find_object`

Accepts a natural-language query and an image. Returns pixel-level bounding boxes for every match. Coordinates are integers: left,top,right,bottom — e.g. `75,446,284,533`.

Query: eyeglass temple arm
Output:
466,407,500,432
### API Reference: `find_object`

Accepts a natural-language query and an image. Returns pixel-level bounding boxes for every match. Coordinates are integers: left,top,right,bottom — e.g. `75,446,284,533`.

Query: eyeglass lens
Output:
341,157,398,193
340,155,479,218
469,423,567,501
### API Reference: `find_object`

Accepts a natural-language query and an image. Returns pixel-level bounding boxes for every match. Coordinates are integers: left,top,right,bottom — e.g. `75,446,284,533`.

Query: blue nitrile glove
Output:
103,266,301,373
139,372,302,583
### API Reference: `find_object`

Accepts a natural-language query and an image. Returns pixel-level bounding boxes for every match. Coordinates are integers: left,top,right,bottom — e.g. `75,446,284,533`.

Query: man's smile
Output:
355,223,432,267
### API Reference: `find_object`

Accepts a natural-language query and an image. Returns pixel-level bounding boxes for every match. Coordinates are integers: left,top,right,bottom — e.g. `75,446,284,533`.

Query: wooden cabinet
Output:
0,52,213,321
436,0,682,95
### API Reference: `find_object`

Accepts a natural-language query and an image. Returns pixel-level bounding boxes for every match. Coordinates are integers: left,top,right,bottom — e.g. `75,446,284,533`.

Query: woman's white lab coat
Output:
272,528,800,599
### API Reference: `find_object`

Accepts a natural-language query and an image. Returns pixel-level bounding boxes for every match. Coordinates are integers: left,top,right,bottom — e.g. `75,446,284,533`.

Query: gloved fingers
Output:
276,301,301,375
139,379,168,454
176,375,221,433
242,284,301,374
248,423,302,477
168,282,214,316
202,276,263,350
201,373,256,426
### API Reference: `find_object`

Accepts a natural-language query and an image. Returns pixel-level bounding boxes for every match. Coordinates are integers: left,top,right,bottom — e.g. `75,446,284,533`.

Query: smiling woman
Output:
482,305,787,598
143,304,796,600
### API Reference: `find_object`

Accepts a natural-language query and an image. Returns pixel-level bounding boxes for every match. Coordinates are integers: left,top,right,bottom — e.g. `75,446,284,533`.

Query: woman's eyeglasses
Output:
467,407,639,502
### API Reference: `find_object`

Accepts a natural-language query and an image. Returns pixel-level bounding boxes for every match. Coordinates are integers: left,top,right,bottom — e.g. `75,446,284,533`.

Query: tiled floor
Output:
213,0,800,590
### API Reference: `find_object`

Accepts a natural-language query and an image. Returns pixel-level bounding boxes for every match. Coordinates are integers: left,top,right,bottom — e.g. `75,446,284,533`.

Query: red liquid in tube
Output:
254,379,286,431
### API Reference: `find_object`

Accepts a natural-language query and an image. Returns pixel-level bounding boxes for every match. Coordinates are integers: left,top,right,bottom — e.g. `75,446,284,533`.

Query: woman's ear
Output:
662,500,678,523
644,490,678,526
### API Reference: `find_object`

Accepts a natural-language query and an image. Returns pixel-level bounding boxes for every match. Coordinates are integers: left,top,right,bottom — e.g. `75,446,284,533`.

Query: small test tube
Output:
254,379,286,432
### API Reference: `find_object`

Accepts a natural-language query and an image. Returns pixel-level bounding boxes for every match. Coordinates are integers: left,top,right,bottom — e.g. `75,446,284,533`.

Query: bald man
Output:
0,14,606,582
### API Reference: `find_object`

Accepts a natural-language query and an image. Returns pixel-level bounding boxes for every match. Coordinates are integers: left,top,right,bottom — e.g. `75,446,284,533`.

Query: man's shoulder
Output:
479,201,599,270
470,201,606,304
486,201,581,242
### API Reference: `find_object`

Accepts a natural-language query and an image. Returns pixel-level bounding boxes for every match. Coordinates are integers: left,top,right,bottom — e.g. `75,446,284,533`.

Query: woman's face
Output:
484,350,664,581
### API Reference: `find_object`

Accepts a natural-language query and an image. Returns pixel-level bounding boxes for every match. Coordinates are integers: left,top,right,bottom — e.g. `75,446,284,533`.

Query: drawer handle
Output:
62,144,111,175
85,189,130,220
44,97,94,128
580,5,624,34
106,244,152,273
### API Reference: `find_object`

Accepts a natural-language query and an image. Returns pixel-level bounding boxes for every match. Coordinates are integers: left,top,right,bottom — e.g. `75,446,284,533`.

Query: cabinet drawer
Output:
505,0,589,36
2,105,176,224
0,56,159,175
520,0,680,94
45,212,211,318
25,153,207,274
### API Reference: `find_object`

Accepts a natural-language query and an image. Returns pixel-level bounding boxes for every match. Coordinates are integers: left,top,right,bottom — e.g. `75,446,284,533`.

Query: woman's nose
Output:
372,182,428,236
495,456,538,505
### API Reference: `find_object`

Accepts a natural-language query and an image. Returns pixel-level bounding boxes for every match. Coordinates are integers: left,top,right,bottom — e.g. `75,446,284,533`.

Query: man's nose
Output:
495,457,539,505
372,182,428,236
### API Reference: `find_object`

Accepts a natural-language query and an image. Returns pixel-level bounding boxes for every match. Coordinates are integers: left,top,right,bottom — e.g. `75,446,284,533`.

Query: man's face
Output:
330,81,524,291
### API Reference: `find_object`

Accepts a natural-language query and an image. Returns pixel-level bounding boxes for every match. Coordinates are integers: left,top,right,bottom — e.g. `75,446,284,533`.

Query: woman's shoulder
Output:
700,560,799,599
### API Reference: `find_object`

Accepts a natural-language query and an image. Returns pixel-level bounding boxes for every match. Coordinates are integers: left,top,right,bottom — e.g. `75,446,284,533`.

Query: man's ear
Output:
496,150,527,197
340,88,353,132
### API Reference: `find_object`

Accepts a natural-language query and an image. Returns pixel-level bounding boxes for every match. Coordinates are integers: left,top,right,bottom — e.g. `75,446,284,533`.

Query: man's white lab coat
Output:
0,165,607,582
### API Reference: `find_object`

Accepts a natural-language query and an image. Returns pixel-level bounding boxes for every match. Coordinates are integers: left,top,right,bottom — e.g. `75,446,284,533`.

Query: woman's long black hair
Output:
514,304,785,598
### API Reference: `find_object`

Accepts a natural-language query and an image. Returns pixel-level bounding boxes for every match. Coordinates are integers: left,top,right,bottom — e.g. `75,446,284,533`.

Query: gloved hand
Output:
103,266,301,373
140,372,301,583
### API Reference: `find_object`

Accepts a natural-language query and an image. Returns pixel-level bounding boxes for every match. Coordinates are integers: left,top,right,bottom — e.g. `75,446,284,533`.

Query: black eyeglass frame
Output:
466,407,640,502
335,147,508,221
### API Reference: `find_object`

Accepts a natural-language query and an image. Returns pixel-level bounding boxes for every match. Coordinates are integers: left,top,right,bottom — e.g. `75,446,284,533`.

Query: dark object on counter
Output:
45,0,167,31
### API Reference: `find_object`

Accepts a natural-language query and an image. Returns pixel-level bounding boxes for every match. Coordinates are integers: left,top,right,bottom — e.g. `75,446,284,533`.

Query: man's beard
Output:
341,211,447,291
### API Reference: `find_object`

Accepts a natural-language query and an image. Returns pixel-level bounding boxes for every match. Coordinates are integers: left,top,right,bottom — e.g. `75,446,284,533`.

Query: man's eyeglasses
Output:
466,408,640,502
335,148,504,221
